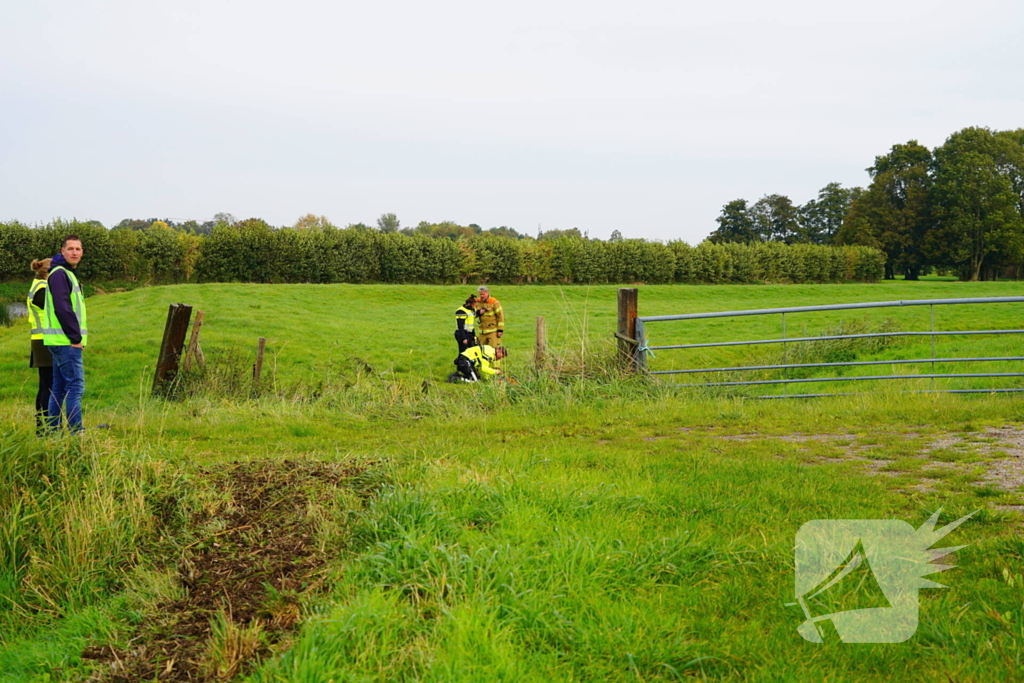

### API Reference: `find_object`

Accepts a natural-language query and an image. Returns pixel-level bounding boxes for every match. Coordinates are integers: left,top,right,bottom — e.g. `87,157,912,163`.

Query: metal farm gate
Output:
621,294,1024,399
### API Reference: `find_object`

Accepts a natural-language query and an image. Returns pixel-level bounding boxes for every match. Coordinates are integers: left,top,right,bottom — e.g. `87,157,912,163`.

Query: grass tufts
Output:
200,609,267,681
0,430,195,633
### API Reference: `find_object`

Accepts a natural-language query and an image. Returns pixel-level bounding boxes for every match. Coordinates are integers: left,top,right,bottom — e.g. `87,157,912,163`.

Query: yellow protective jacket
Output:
460,344,501,376
475,296,504,334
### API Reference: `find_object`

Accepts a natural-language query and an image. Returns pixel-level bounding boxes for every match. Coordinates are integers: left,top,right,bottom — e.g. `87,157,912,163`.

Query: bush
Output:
1,221,887,285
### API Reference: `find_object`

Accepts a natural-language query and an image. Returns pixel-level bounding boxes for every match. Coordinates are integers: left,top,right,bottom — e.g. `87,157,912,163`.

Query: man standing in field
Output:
475,285,504,349
43,235,88,434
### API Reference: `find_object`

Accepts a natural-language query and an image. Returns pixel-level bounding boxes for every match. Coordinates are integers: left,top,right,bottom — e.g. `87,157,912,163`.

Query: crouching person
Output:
451,344,507,382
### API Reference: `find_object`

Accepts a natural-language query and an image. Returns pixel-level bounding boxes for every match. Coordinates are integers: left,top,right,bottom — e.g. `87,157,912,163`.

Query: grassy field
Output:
1,282,1023,682
2,279,1022,405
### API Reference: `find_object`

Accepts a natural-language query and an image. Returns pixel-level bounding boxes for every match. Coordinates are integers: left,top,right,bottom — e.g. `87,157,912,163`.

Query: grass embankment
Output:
1,282,1023,681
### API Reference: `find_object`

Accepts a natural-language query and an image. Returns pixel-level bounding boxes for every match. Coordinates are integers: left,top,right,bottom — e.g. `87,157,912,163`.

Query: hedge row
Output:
0,219,884,285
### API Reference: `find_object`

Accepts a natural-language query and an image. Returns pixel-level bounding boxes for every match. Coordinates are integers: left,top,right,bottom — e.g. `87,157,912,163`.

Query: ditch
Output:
83,458,372,682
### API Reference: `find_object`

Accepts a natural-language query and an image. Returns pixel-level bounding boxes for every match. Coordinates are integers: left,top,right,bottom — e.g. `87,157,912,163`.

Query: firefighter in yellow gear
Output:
452,344,506,382
474,285,504,348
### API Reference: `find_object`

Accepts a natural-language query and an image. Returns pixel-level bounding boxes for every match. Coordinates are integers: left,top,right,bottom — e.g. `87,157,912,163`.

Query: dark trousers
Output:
455,356,479,381
36,366,53,435
455,330,476,354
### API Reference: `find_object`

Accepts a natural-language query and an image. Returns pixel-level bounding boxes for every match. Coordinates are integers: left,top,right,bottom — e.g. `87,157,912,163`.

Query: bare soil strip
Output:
682,425,1024,494
760,426,1024,494
84,458,367,682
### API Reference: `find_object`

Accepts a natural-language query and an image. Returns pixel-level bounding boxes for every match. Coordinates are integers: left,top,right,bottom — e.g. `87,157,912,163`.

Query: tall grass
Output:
0,431,193,633
714,316,911,387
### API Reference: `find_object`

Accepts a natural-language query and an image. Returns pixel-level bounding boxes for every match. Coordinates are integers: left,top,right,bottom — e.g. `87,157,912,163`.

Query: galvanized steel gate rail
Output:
634,297,1024,398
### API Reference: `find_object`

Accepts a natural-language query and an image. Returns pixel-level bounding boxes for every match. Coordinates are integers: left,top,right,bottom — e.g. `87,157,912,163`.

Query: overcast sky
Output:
2,0,1022,243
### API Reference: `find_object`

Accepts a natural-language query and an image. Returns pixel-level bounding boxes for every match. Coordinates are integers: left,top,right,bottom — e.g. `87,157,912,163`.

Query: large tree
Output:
995,129,1024,222
751,194,800,243
926,127,1024,281
836,141,933,279
798,183,860,245
709,199,759,243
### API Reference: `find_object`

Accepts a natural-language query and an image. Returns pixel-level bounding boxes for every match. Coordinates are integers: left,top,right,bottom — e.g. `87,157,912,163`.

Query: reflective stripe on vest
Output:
27,279,47,339
462,344,498,375
456,306,476,332
42,266,88,347
461,344,495,364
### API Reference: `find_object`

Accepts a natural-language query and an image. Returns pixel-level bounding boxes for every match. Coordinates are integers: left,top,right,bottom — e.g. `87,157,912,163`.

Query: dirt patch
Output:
910,426,1024,492
84,458,369,682
713,431,856,444
796,425,1024,495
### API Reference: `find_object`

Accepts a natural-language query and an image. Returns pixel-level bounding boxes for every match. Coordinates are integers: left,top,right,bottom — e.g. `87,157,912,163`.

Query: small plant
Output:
200,609,267,681
257,584,302,629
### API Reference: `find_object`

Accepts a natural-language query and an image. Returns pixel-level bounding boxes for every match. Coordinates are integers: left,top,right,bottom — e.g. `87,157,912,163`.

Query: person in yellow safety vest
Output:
454,294,477,353
27,258,53,436
474,285,504,348
452,344,507,382
42,235,88,434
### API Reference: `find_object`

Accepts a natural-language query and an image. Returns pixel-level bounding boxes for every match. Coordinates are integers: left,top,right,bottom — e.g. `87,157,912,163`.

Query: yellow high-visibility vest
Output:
456,306,476,332
42,265,88,347
27,279,47,340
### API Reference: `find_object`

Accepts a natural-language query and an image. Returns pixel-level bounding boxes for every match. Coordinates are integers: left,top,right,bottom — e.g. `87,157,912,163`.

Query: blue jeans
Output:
48,345,85,434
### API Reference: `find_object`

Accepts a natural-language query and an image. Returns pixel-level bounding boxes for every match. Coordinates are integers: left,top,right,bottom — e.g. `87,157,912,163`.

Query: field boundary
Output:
634,296,1024,398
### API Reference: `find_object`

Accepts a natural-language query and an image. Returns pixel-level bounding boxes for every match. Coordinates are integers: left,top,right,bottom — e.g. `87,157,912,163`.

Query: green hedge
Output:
0,220,884,285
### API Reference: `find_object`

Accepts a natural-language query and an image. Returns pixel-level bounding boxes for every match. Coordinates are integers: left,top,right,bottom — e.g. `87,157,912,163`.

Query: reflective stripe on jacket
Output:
460,344,500,375
475,296,504,334
43,265,88,347
456,306,476,332
27,279,47,340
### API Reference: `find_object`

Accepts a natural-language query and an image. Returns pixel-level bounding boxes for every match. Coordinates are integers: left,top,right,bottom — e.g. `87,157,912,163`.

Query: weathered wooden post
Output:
535,316,546,369
616,288,639,371
182,310,206,373
253,337,267,390
153,303,193,394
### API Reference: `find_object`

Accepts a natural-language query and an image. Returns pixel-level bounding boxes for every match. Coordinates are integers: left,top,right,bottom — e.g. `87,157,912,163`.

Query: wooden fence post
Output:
253,337,267,390
153,303,193,394
616,288,639,371
535,316,546,369
182,310,206,373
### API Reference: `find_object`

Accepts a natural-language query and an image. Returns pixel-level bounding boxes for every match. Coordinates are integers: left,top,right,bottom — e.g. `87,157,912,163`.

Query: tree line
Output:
709,126,1024,281
0,218,883,285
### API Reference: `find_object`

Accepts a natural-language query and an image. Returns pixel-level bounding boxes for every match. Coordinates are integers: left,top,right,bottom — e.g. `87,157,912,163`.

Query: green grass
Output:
2,280,1022,408
1,282,1024,681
